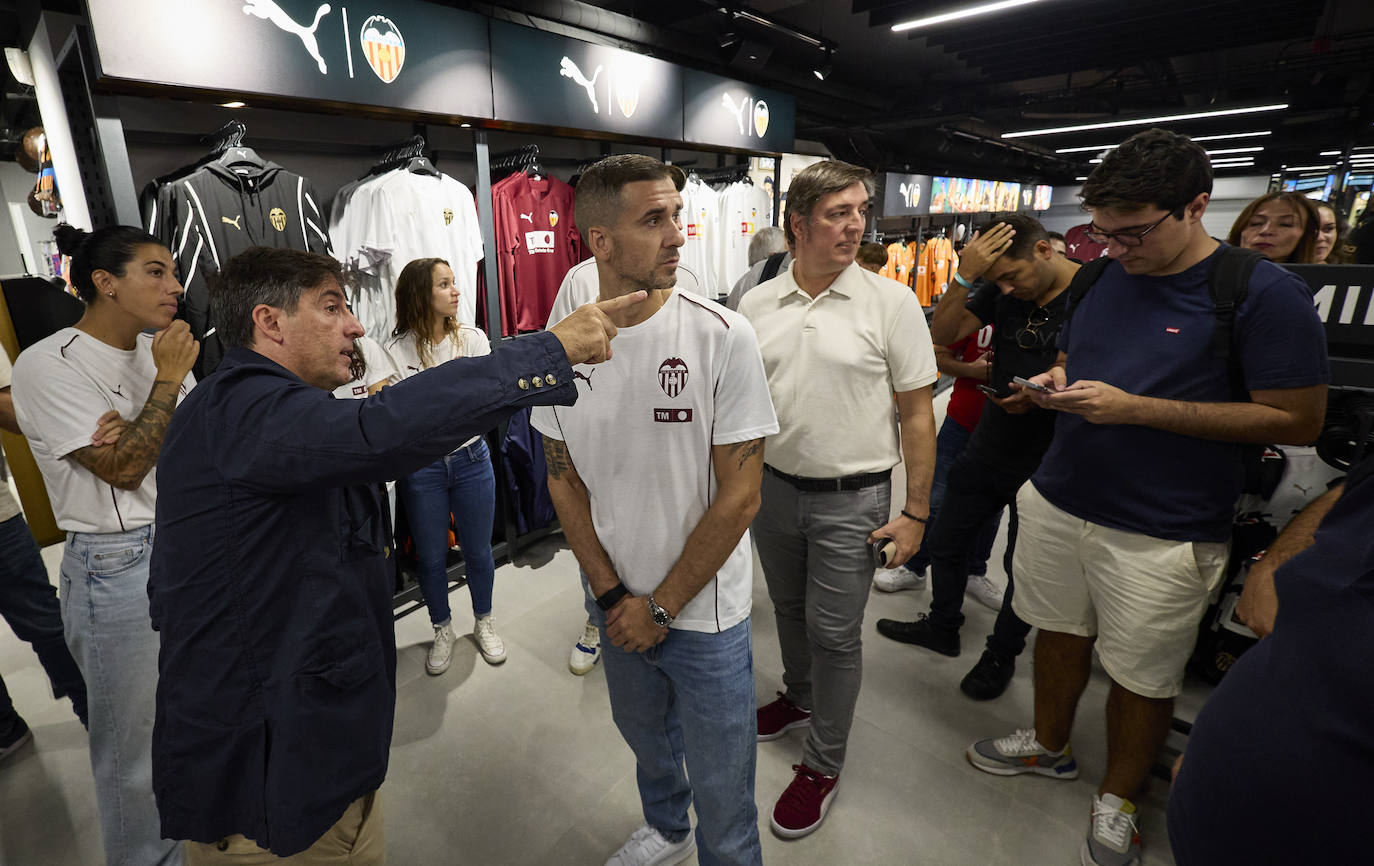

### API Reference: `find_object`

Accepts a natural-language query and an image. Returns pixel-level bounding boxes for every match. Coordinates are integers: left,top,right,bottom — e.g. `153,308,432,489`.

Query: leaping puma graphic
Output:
243,0,332,75
721,92,750,135
221,215,243,230
560,56,603,114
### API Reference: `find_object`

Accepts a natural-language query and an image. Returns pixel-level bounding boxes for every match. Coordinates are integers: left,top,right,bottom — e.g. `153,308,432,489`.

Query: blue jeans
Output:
903,417,1002,576
586,589,762,866
397,439,497,625
0,513,86,727
61,525,180,866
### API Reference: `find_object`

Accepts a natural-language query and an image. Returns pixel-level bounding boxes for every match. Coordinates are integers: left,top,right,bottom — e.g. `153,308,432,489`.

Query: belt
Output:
764,464,891,493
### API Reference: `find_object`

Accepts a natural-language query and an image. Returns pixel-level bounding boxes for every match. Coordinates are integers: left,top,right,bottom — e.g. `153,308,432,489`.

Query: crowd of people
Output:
0,127,1365,866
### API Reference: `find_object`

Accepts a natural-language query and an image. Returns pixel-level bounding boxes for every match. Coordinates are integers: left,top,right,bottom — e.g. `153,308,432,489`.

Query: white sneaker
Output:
604,824,695,866
1081,793,1142,865
569,619,602,676
873,567,926,592
426,621,455,675
474,615,507,665
966,573,1005,610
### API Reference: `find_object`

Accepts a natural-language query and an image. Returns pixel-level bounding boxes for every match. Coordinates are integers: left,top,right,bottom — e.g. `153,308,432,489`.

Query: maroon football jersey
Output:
492,173,586,335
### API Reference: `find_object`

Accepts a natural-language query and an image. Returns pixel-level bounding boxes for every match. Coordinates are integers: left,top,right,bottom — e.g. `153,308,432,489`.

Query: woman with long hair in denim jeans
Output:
383,257,504,674
11,224,197,866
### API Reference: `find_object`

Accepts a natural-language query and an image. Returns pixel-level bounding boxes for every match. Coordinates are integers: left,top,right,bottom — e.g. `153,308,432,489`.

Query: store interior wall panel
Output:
1039,176,1273,240
0,162,60,276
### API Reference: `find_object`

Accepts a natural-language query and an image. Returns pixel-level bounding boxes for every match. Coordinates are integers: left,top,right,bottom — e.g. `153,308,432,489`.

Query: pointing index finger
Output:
595,291,649,313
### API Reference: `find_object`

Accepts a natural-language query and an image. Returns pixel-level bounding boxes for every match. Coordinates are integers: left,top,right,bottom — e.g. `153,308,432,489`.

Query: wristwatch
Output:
595,582,630,611
647,595,674,629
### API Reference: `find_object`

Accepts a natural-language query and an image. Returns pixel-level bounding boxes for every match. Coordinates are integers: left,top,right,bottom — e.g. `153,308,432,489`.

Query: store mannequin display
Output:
11,224,199,866
877,215,1079,702
146,246,636,862
1226,191,1320,264
534,154,777,866
740,160,938,839
384,258,506,672
968,129,1330,866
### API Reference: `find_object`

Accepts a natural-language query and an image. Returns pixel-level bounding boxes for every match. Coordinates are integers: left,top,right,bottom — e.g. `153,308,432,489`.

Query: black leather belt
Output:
764,464,891,492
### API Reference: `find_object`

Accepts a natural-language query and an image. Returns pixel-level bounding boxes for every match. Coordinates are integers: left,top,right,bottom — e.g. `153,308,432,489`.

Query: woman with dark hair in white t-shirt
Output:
11,223,197,866
384,257,504,674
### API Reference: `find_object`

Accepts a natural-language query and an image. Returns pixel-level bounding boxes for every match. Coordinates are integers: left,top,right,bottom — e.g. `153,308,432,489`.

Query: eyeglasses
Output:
1014,307,1053,350
1084,208,1182,248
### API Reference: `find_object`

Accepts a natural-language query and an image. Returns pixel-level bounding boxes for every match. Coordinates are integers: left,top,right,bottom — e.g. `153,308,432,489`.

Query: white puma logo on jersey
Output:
221,215,242,230
243,0,332,75
519,212,534,223
559,56,602,114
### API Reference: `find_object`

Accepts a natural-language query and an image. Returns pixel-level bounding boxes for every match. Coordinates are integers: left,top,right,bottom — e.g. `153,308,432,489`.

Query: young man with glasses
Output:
876,213,1079,702
967,128,1330,866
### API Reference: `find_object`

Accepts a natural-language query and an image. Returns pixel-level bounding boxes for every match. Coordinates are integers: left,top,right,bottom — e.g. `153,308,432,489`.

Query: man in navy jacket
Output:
148,247,635,861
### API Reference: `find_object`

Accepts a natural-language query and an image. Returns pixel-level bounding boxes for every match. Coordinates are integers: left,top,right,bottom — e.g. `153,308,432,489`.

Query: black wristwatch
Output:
647,595,674,629
595,582,630,611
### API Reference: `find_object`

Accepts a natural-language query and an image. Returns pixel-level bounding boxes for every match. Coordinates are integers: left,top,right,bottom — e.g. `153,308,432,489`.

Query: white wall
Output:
1039,175,1273,240
0,162,60,276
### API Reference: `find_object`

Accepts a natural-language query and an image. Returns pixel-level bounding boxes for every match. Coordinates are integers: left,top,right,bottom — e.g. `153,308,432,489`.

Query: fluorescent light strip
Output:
1205,147,1263,155
1211,156,1256,162
1055,144,1117,154
1002,104,1289,139
1190,131,1272,142
1282,164,1335,172
1211,161,1256,168
1074,176,1088,181
1320,146,1374,156
891,0,1045,32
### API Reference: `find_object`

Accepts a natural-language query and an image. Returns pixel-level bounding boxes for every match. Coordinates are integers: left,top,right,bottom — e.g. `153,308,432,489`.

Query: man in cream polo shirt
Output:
738,159,939,839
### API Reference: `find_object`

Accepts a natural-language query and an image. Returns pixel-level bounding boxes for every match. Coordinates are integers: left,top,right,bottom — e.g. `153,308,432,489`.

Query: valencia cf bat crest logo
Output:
443,208,453,226
549,210,559,227
360,15,405,84
269,207,287,232
659,358,688,398
754,100,770,137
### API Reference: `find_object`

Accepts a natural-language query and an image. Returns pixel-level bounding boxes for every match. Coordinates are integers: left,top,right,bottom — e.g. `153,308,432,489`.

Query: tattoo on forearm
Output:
69,379,181,488
543,437,573,481
727,439,763,471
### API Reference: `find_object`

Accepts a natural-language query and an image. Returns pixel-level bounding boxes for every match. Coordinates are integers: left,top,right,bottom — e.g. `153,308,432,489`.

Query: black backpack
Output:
760,251,789,283
1063,245,1267,397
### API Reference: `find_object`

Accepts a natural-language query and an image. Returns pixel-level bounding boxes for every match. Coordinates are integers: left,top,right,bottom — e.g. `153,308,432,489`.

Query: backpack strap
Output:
760,251,788,283
1206,245,1265,396
1063,255,1113,321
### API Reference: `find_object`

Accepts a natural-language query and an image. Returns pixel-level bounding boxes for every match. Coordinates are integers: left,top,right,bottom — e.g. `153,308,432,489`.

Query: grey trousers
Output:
752,469,891,776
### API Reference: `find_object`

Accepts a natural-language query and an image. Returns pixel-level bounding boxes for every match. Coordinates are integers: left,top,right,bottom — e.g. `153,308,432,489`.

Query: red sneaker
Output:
770,764,839,839
756,692,811,742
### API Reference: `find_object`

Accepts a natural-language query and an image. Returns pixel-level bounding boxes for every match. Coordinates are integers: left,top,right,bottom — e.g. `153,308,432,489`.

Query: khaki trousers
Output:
184,792,383,865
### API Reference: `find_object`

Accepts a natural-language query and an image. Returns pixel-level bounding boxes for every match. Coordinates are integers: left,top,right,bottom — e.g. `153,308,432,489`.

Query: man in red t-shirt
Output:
874,319,1004,606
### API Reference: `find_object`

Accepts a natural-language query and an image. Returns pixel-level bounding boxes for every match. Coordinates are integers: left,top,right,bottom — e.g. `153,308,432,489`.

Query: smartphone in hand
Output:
1011,375,1052,394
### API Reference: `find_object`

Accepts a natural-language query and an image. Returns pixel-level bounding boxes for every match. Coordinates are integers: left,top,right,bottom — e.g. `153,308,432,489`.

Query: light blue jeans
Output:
61,525,180,866
587,587,762,866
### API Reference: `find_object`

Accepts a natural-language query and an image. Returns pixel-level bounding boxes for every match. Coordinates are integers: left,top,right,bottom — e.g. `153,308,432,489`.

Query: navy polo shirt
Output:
1032,245,1329,542
1168,454,1374,864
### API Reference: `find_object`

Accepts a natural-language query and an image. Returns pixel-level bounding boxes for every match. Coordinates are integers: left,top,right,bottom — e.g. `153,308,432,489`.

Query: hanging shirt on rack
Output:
680,177,720,300
491,172,585,337
144,159,332,378
332,169,483,342
715,181,773,290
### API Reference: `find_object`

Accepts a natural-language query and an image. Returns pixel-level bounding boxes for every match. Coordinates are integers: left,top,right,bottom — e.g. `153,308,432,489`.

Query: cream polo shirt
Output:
738,260,938,478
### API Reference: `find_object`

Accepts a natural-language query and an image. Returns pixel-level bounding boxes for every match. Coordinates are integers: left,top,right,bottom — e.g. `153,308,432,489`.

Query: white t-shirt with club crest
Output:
532,287,778,633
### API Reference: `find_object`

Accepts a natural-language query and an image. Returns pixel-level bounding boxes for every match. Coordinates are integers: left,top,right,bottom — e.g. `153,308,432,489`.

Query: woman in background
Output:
1227,192,1320,263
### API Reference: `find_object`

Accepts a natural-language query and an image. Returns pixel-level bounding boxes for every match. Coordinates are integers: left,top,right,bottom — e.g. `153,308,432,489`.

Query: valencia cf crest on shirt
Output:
549,210,559,227
360,15,405,84
659,357,688,398
443,208,454,226
269,207,287,231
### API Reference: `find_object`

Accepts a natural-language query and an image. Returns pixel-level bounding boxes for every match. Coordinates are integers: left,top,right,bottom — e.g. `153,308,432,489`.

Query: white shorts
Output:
1011,482,1229,699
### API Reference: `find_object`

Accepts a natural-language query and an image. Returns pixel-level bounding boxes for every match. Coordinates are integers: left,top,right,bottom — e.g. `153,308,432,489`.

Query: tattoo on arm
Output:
68,379,181,490
726,438,763,471
543,437,573,481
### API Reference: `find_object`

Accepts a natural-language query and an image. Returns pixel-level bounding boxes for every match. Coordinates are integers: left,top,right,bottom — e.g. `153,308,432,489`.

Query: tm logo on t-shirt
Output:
525,231,555,254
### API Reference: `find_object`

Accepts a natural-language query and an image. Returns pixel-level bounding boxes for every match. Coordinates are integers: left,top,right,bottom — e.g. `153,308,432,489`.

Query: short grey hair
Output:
747,225,787,265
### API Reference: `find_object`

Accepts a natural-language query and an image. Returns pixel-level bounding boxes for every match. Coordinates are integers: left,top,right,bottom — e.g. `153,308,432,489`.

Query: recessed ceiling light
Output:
1002,104,1289,139
220,101,246,109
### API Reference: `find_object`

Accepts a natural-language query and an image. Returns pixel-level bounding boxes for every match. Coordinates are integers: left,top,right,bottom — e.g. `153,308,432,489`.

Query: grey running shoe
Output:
966,728,1080,779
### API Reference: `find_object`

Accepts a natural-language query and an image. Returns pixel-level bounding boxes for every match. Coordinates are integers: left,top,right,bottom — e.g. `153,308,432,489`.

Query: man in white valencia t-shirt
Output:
532,155,777,866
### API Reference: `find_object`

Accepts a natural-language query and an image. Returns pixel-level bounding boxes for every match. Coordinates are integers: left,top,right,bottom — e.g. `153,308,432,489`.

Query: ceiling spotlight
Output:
813,49,834,81
220,101,246,109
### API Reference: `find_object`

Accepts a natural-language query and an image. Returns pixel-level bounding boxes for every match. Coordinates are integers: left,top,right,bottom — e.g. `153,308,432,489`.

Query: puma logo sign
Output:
221,215,242,230
573,369,595,391
519,212,534,223
559,56,602,114
243,0,331,75
720,92,750,135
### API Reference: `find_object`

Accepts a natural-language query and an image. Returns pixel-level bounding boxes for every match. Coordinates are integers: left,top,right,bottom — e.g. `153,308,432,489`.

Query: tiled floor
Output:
0,395,1204,865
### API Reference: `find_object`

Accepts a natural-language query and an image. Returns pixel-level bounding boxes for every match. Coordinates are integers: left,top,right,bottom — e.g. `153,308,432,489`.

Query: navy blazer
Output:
148,333,574,855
